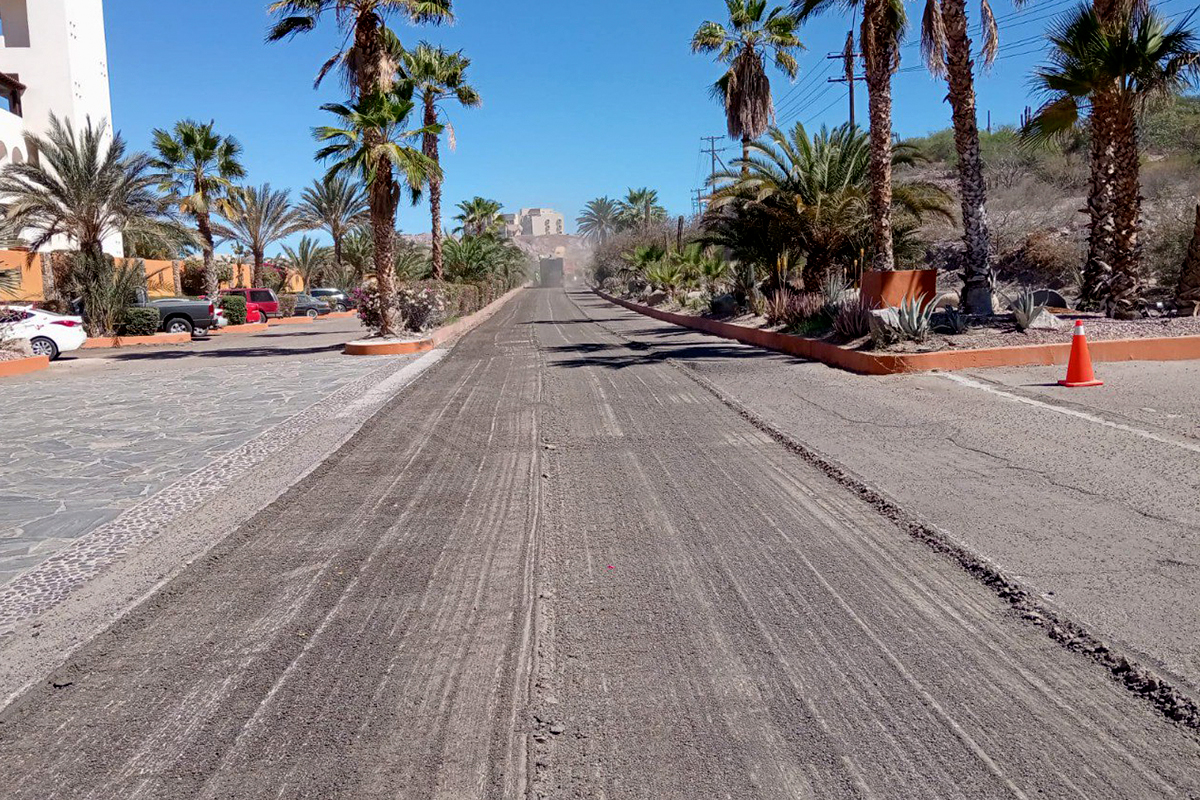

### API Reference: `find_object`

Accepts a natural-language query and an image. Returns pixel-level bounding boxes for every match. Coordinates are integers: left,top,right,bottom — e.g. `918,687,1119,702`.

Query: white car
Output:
0,305,88,360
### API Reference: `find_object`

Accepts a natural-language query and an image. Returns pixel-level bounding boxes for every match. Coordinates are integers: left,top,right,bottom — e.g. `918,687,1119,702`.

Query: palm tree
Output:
618,188,668,230
315,90,440,336
577,197,622,245
267,0,453,97
1024,4,1200,317
796,0,907,272
921,0,999,313
215,184,306,287
0,115,183,300
397,43,481,280
297,176,368,284
692,0,803,167
707,122,952,287
281,235,331,289
150,120,246,298
341,225,375,279
1177,203,1200,314
453,196,503,237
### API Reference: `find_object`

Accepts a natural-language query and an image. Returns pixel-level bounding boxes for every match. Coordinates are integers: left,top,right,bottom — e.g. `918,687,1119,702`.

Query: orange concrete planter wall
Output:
218,323,271,334
82,332,192,349
860,268,938,309
327,310,358,319
268,316,314,326
597,291,1200,375
0,354,50,378
344,339,435,356
344,286,525,356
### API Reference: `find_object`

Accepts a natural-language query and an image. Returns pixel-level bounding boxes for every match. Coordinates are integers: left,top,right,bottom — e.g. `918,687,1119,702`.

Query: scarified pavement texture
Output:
1,289,1198,799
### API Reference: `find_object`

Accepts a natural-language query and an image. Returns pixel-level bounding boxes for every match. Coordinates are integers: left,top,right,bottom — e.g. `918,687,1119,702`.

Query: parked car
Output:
221,288,279,322
292,294,332,319
73,289,215,335
0,305,87,360
309,287,355,311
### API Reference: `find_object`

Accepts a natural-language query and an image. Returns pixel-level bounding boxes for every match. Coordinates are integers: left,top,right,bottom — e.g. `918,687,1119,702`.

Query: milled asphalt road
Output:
1,289,1198,798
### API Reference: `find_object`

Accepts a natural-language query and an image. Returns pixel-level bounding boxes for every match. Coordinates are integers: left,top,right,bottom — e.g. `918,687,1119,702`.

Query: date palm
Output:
577,197,621,245
796,0,907,271
315,90,440,336
397,43,481,280
453,196,503,237
618,188,668,230
341,225,375,279
921,0,999,313
1025,5,1200,317
150,120,246,299
298,176,369,283
0,115,183,300
692,1,803,167
215,184,305,287
282,234,331,289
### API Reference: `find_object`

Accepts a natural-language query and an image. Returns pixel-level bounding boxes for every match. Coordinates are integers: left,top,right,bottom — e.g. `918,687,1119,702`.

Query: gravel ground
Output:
2,290,1199,797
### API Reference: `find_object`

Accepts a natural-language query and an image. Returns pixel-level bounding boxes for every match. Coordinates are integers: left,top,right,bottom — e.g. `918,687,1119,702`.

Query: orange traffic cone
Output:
1059,320,1103,387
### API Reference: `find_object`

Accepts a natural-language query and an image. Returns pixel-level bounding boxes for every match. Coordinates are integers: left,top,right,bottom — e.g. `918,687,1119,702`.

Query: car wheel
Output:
259,310,269,324
29,336,59,360
166,317,194,334
335,303,347,312
307,308,319,319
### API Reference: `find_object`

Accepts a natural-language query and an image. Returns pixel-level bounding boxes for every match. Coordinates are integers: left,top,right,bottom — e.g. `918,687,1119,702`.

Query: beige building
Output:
501,208,565,238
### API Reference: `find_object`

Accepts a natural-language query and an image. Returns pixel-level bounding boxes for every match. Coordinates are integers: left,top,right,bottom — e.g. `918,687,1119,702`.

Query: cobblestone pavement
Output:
0,320,418,589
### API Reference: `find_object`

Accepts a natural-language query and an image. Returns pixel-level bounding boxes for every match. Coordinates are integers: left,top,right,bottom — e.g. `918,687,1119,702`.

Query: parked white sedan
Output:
0,305,88,360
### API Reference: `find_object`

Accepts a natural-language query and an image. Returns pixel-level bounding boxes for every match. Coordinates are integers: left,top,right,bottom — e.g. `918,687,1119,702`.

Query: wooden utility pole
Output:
826,33,865,129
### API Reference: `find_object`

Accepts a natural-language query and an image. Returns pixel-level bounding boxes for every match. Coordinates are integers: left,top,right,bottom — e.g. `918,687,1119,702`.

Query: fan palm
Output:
1024,5,1200,317
617,188,668,230
576,197,622,245
315,90,440,336
921,0,1000,313
0,115,183,300
795,0,907,271
215,184,305,287
297,176,368,284
453,196,503,237
150,120,246,299
692,1,803,167
396,43,481,280
281,235,331,289
708,122,952,287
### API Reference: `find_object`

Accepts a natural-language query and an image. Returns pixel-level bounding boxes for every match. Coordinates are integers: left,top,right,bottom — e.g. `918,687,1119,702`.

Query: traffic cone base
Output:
1059,320,1103,388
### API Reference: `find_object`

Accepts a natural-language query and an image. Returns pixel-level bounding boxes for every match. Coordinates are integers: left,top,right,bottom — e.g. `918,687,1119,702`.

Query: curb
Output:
215,323,270,335
596,290,1200,375
82,332,191,349
0,355,50,378
268,316,316,326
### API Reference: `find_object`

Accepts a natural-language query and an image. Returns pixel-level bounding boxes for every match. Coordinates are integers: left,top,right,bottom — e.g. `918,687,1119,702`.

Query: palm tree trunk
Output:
742,136,752,176
1080,85,1117,309
332,233,344,284
371,176,399,336
862,6,896,272
252,250,265,289
171,259,182,296
197,211,218,299
1105,90,1143,319
424,93,444,281
1175,203,1200,314
942,0,993,313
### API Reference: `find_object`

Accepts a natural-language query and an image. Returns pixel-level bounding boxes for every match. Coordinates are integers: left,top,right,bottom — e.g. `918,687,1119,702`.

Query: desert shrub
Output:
218,294,247,325
765,289,792,326
278,294,298,318
396,284,449,332
121,307,161,336
352,285,383,332
784,292,828,333
833,295,872,339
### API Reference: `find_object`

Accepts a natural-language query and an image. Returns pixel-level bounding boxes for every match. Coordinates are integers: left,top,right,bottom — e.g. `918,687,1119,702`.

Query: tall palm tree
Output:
1024,4,1200,317
315,90,440,336
298,176,369,283
215,184,305,287
150,120,245,299
576,197,622,245
397,43,481,280
618,188,668,230
0,115,183,299
692,0,803,167
921,0,998,313
453,196,503,237
281,234,331,289
796,0,907,272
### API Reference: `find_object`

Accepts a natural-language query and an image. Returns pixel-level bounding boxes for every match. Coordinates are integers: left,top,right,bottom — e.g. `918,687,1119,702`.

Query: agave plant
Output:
1007,290,1047,332
834,295,872,339
895,296,938,342
934,305,971,334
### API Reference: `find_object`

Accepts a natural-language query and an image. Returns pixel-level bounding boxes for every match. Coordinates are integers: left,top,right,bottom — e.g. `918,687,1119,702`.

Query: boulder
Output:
644,291,669,307
709,293,738,316
1027,309,1066,331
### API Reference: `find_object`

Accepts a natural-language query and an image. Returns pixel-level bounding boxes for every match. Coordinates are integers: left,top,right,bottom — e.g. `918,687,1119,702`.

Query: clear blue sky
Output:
102,0,1193,244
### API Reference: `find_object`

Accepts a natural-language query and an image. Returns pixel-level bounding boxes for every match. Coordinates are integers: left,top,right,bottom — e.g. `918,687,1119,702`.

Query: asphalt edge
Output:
580,288,1200,735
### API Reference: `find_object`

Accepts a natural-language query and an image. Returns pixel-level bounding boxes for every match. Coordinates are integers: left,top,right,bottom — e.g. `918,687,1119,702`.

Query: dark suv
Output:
308,288,354,312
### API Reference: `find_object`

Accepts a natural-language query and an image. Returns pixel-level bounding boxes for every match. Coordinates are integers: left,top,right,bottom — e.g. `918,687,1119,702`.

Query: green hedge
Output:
218,294,247,326
278,294,298,318
121,307,161,336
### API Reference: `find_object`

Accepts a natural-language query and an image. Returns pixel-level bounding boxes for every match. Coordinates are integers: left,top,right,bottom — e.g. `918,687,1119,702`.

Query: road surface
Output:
1,289,1197,799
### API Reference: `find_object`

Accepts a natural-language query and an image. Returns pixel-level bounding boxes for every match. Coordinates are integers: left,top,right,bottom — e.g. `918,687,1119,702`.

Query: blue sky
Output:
103,0,1193,245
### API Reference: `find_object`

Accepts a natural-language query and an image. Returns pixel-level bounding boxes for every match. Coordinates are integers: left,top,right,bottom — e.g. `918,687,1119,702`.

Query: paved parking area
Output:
0,319,418,587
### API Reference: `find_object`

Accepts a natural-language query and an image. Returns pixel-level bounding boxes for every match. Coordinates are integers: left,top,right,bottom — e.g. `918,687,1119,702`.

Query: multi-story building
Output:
1,0,120,254
501,208,565,238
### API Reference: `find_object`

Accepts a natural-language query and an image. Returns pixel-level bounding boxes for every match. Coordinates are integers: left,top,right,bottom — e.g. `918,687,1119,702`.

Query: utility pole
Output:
699,136,728,212
827,32,865,128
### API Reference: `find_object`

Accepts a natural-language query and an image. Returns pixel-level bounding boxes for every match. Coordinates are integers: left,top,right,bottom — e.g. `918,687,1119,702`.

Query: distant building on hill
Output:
501,208,565,238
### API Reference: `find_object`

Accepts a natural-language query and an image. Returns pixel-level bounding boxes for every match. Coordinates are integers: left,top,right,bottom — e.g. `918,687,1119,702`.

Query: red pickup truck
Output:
220,288,279,323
